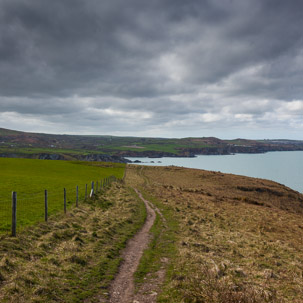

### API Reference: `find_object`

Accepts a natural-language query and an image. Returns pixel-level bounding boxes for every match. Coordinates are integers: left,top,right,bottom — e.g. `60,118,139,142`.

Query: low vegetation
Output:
1,163,303,302
0,183,146,302
0,158,125,231
127,165,303,303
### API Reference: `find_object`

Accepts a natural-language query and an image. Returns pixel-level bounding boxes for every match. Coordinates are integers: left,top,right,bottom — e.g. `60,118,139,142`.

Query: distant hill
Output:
0,127,303,162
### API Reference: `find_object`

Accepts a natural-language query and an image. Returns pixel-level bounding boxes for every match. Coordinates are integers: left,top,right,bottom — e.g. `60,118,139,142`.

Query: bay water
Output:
126,151,303,193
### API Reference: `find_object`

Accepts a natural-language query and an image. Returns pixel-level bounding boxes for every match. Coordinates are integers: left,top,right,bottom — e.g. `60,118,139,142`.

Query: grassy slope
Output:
1,163,303,302
0,128,224,156
0,183,146,302
0,158,125,231
2,127,303,158
127,165,303,303
0,147,94,155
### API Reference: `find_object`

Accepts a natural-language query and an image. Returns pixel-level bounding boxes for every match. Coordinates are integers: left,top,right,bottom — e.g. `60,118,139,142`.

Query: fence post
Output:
11,191,17,237
90,181,94,198
85,184,87,200
64,188,67,214
96,181,98,193
45,189,48,222
76,186,79,207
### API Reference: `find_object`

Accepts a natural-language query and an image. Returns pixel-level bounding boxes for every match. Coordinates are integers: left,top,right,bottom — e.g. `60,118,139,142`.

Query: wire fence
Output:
0,175,119,236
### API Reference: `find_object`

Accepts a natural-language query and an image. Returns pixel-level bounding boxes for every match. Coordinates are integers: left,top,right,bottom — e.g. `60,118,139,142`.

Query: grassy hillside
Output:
127,165,303,303
0,158,125,231
1,127,303,159
0,164,303,302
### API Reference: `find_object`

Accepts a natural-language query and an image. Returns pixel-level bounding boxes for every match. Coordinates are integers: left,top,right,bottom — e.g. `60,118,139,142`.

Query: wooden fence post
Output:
85,184,87,200
64,188,67,214
11,191,17,237
96,181,98,193
45,190,48,222
76,186,79,207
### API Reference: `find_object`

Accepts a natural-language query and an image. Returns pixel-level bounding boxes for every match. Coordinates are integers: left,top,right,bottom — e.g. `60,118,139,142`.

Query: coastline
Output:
126,151,303,193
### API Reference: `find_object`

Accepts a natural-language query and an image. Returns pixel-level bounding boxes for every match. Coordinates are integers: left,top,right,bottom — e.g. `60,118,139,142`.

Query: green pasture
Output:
0,147,102,155
0,158,125,232
102,142,213,154
103,143,180,154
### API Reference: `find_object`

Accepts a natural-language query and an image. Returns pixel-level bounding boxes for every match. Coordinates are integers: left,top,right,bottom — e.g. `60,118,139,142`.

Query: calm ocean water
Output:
126,151,303,193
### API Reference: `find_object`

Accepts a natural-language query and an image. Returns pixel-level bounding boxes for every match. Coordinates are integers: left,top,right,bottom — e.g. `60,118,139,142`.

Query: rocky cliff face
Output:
38,153,64,160
0,152,130,163
78,154,130,163
114,144,303,158
115,150,185,158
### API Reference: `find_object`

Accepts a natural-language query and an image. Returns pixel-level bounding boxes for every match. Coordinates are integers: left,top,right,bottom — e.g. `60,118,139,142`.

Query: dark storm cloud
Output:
0,0,303,138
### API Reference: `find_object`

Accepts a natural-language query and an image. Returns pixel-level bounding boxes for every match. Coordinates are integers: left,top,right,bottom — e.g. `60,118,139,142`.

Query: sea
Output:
126,151,303,193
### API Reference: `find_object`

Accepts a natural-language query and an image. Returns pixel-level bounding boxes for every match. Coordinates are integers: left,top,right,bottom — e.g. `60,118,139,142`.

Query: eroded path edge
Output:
109,188,156,303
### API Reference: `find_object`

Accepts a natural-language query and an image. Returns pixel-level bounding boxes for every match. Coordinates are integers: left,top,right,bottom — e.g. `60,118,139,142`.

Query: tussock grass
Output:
127,165,303,303
0,182,146,302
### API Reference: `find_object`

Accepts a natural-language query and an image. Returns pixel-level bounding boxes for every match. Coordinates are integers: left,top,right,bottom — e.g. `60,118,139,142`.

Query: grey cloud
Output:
0,96,85,114
0,0,303,138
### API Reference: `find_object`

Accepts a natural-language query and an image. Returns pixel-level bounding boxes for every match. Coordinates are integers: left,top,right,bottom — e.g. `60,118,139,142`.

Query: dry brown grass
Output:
127,165,303,303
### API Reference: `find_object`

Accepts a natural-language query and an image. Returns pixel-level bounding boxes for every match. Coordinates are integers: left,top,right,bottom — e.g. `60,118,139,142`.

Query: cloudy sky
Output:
0,0,303,139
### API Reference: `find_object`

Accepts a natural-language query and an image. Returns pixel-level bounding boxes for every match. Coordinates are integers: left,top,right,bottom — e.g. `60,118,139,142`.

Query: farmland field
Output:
0,158,125,232
2,127,303,160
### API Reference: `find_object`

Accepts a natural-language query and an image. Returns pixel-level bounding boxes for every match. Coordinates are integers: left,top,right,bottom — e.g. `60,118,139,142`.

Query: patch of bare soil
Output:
132,256,168,303
109,189,156,303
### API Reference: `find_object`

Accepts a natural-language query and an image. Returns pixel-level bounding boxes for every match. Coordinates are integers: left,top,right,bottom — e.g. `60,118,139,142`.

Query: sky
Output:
0,0,303,139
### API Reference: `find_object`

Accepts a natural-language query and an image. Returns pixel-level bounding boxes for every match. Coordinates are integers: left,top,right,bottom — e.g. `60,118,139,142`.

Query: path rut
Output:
108,188,156,303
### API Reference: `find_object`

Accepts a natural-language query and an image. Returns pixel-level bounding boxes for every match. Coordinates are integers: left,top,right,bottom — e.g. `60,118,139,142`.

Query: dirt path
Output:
108,188,156,303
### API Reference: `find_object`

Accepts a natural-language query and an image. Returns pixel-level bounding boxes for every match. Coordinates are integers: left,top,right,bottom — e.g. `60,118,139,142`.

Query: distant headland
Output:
1,127,303,162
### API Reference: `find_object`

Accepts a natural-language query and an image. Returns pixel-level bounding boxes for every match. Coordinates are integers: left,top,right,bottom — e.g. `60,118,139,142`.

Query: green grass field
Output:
0,147,92,155
0,158,125,232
